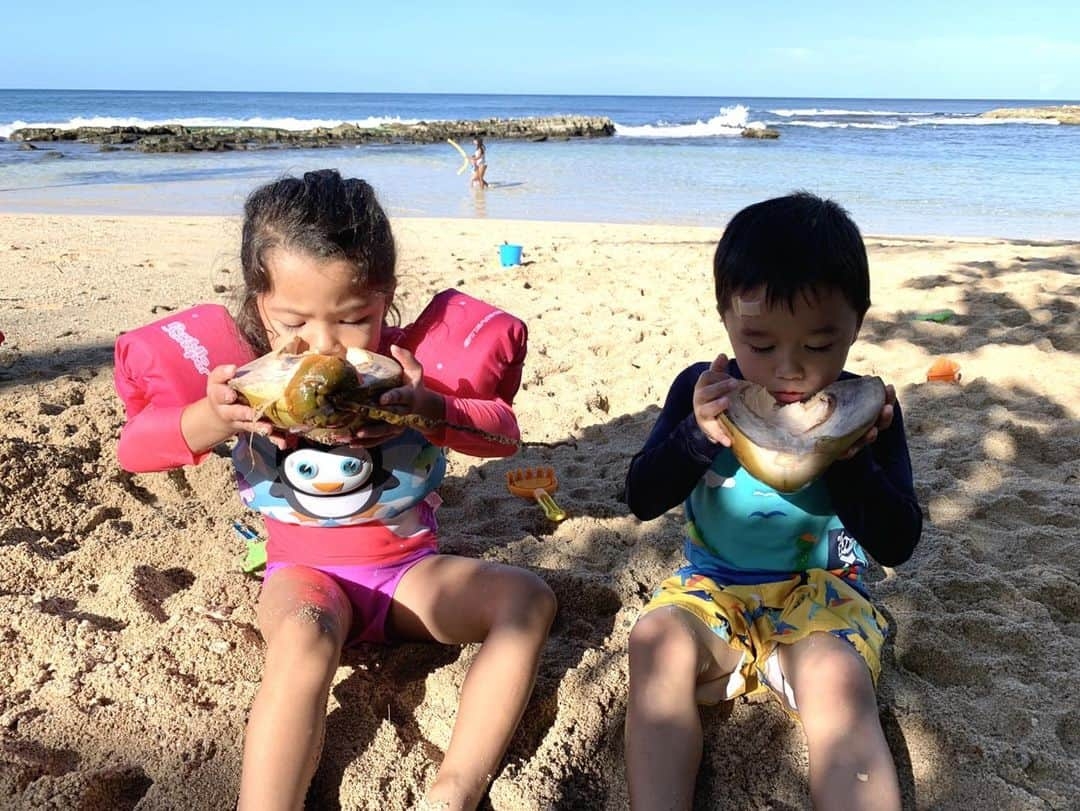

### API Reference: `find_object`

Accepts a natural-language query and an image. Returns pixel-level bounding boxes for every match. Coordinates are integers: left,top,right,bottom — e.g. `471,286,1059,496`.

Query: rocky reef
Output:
8,115,778,151
8,116,613,152
980,105,1080,125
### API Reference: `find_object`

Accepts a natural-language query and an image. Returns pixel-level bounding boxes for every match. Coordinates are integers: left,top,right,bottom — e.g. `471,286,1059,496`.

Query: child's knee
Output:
785,634,875,711
628,607,698,670
260,611,347,697
522,571,558,628
266,604,348,663
498,568,557,631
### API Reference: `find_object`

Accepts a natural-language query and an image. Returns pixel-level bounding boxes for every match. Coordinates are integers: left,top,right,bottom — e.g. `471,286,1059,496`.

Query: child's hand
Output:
346,345,446,446
694,353,738,447
381,345,446,422
838,383,896,460
205,364,288,449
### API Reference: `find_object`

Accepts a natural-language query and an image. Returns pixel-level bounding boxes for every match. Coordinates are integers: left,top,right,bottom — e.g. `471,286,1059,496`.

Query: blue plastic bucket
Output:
499,243,523,266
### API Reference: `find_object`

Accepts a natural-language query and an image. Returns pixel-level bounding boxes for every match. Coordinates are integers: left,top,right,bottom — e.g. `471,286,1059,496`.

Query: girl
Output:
469,136,488,188
164,170,554,809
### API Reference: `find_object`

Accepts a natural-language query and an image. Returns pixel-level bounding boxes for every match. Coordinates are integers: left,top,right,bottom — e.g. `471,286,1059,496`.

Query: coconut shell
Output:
717,376,886,493
228,347,402,434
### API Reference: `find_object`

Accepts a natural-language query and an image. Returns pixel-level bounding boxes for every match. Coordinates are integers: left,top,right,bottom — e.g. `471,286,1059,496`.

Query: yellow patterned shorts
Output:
641,568,888,716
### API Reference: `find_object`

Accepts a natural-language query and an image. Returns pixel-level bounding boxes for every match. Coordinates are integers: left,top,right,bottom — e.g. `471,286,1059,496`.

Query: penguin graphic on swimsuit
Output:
270,441,399,521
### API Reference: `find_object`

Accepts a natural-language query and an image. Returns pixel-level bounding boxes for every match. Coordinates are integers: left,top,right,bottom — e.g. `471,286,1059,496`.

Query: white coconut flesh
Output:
344,347,403,390
718,376,887,491
734,385,838,448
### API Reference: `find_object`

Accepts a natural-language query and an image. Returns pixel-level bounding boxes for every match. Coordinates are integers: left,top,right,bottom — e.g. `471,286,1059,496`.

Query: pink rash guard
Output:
115,291,526,568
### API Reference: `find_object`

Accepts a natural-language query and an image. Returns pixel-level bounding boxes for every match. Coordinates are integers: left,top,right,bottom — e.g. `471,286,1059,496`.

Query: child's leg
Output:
779,632,901,811
625,605,742,811
388,555,556,811
238,566,353,811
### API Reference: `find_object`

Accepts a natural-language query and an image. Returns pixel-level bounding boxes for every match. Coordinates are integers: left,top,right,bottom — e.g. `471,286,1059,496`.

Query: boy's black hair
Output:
713,191,870,320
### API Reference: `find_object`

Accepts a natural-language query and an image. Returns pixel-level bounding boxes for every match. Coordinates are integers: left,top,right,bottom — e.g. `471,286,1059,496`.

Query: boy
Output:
624,192,921,810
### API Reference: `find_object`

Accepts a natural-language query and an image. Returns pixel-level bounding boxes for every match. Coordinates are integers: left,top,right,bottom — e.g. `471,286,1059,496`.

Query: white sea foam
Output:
614,105,759,138
912,116,1060,126
772,116,1060,129
771,121,902,129
0,115,419,139
769,108,934,117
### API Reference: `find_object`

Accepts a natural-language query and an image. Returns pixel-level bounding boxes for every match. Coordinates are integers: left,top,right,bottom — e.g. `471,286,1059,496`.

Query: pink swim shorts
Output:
264,548,435,644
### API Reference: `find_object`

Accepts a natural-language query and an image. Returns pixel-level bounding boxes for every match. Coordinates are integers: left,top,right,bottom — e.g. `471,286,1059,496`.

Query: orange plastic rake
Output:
506,467,567,522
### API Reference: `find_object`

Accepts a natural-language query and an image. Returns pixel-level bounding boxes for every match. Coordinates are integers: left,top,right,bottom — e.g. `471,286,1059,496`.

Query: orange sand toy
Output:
926,358,962,383
507,467,567,522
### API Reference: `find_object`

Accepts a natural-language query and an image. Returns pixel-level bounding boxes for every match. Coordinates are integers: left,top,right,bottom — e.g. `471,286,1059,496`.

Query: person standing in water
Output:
470,136,489,188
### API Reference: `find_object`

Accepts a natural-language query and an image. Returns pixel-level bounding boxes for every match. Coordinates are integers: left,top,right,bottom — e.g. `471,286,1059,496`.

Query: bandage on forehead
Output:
733,296,763,317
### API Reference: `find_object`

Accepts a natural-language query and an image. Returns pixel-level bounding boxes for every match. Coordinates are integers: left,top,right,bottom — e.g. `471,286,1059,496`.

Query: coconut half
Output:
717,376,886,492
229,346,402,435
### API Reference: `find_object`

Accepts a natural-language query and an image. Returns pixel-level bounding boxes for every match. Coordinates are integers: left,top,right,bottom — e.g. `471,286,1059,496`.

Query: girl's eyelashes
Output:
269,312,375,331
277,319,370,328
806,344,834,352
748,345,774,353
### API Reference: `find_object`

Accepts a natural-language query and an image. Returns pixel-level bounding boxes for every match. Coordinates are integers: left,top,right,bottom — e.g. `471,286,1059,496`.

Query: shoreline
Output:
0,210,1077,247
1,213,1078,808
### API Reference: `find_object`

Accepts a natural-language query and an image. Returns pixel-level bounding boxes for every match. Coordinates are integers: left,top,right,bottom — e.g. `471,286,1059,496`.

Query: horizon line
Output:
1,87,1077,104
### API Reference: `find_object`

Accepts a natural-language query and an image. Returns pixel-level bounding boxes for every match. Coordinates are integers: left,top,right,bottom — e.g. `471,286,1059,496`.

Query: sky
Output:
3,1,1079,99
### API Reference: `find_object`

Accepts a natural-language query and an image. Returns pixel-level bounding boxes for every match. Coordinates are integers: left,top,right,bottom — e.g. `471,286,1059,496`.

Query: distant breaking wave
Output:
614,105,763,138
770,116,1061,129
0,115,419,139
769,108,936,117
772,121,902,129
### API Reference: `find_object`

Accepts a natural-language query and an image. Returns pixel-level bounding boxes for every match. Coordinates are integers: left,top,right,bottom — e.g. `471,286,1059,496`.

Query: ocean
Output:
1,89,1078,239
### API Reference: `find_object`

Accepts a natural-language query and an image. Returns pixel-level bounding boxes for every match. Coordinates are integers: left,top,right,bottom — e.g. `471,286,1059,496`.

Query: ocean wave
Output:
770,121,901,129
771,116,1061,129
0,115,419,139
614,105,759,138
769,107,935,117
912,116,1061,126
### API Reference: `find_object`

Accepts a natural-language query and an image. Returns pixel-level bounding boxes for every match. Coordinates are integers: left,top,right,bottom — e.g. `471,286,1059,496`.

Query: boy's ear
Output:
851,315,864,343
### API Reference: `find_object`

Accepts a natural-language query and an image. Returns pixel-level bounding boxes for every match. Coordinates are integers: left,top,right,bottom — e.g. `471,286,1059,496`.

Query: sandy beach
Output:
1,213,1077,810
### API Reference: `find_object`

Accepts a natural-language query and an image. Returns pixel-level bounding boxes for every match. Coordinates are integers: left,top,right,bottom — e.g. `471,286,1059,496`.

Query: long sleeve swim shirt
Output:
624,360,922,591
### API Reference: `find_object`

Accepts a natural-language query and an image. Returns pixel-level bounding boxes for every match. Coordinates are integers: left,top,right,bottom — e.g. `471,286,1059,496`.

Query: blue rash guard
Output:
625,360,922,593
